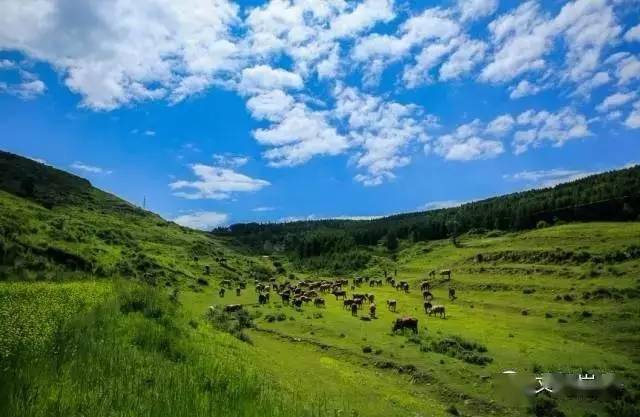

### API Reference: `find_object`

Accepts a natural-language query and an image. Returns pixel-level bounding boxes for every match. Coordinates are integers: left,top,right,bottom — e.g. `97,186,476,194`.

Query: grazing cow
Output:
353,297,364,309
292,298,303,309
300,296,312,304
385,276,394,284
332,290,347,300
369,303,376,319
314,297,325,308
343,299,354,309
223,304,242,313
448,288,456,301
255,283,265,293
429,270,436,278
387,299,397,312
368,294,375,304
219,288,226,297
440,269,452,280
420,281,431,291
422,290,433,301
306,290,318,298
280,291,290,304
423,302,432,314
392,317,418,334
351,303,358,316
429,305,446,318
236,288,241,296
369,280,376,287
258,293,269,305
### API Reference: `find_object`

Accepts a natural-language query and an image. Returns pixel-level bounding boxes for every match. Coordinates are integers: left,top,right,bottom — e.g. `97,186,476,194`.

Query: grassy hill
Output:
1,151,639,417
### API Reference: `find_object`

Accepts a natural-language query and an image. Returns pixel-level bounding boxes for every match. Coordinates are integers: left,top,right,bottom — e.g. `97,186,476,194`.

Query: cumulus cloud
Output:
509,79,544,99
70,161,112,175
238,65,303,95
0,0,241,110
435,119,504,161
334,85,435,185
596,92,636,112
457,0,498,22
170,163,270,199
624,24,640,42
512,107,591,154
173,211,228,230
625,101,640,129
486,114,515,136
0,78,46,100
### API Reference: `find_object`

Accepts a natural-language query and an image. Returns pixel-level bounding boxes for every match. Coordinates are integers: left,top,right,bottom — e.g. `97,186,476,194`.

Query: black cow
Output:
392,317,418,334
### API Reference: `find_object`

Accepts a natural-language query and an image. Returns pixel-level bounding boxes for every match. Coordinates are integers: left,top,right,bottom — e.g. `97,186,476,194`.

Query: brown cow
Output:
392,317,418,334
332,290,347,300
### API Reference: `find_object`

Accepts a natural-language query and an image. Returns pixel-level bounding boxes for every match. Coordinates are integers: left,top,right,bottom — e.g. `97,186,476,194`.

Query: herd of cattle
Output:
216,269,456,334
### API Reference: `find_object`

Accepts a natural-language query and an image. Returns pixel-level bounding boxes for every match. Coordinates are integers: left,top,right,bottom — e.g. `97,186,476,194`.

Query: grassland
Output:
0,153,639,416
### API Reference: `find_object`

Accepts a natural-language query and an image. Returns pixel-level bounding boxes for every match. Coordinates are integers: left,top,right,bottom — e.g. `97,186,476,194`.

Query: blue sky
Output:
0,0,639,230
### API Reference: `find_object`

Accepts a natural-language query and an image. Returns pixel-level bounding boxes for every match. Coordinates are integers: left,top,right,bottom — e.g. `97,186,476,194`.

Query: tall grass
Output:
0,281,328,417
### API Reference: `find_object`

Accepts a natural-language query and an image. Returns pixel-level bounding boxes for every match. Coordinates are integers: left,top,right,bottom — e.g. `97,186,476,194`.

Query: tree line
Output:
213,166,640,268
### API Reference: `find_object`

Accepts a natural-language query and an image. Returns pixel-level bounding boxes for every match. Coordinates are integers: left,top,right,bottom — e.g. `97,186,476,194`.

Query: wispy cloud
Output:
419,200,467,211
252,206,275,212
70,161,112,175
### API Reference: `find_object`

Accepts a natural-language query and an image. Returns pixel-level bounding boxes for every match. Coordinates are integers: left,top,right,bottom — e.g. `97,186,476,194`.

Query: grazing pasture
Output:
188,222,640,417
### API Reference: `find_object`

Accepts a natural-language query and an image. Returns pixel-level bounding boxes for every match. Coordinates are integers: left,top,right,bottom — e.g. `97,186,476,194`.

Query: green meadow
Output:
0,153,639,416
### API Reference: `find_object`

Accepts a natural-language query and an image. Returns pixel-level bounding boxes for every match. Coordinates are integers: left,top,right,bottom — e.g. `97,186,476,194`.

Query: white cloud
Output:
0,78,46,100
513,107,591,154
0,59,15,69
334,85,435,185
573,71,610,96
173,211,228,230
486,114,515,136
504,168,596,187
625,101,640,129
457,0,498,22
481,0,621,84
615,54,640,85
238,65,303,95
252,100,350,167
252,206,275,212
596,91,636,112
624,24,640,42
70,161,112,175
509,79,543,99
0,0,241,110
143,130,156,137
439,38,486,81
419,200,466,210
170,163,270,199
435,135,504,161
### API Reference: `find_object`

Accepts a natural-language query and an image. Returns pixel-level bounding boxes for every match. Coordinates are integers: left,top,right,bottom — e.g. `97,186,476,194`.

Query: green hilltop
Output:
0,150,639,417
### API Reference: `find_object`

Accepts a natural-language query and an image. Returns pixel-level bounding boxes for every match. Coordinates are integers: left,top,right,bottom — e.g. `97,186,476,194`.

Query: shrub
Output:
362,346,372,353
536,220,549,229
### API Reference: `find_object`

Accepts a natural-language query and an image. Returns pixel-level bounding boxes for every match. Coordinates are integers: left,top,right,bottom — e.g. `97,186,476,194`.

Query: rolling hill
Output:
0,150,639,417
